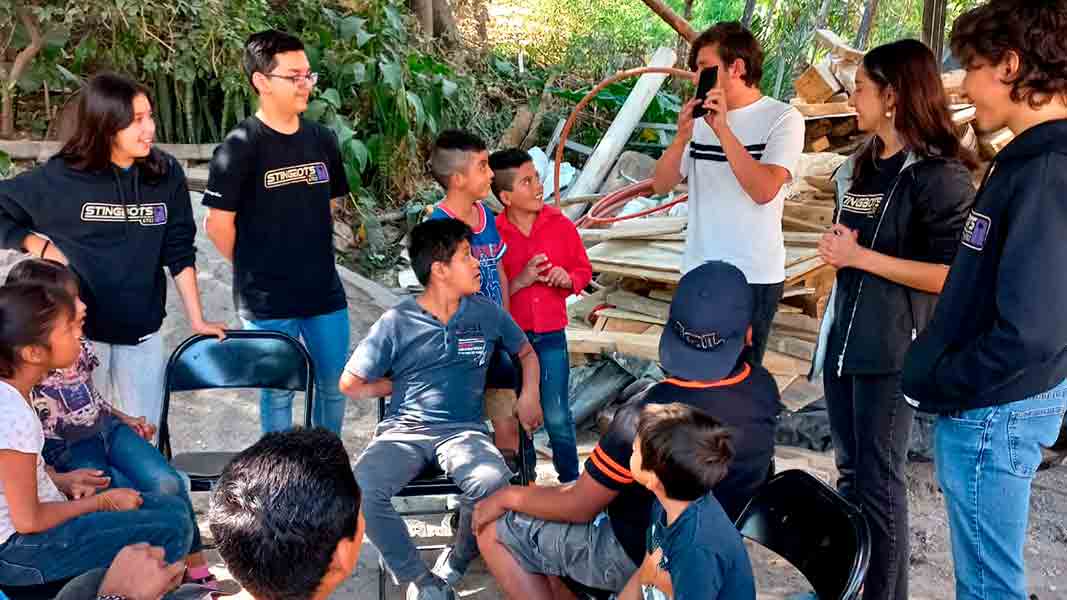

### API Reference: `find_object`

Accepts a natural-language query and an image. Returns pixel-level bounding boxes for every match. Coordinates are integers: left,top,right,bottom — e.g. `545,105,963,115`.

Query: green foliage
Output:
0,151,11,178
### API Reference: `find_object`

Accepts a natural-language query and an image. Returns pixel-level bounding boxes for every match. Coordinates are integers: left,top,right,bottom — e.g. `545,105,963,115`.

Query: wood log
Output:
499,106,534,148
794,65,838,104
606,289,671,321
791,99,856,118
806,136,831,153
637,0,698,42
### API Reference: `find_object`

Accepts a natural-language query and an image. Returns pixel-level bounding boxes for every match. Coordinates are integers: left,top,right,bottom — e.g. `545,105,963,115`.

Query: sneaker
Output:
430,546,466,588
405,573,455,600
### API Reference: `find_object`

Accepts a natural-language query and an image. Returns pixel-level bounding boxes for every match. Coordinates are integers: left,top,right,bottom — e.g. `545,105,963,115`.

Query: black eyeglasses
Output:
264,72,319,87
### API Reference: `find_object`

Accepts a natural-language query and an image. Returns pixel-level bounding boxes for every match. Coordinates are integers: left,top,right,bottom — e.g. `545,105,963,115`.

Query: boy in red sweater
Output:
490,148,591,482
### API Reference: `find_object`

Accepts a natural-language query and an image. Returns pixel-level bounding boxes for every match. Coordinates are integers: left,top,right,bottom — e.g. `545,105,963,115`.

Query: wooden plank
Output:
780,376,825,412
564,47,677,220
648,288,675,302
565,328,661,361
567,288,610,326
763,349,812,377
587,240,682,273
794,65,838,104
784,232,824,247
782,215,828,233
784,256,828,286
606,289,671,321
767,331,816,361
791,99,857,118
806,136,831,153
577,217,686,244
773,311,820,334
600,317,657,334
784,202,834,226
590,262,681,284
597,307,666,326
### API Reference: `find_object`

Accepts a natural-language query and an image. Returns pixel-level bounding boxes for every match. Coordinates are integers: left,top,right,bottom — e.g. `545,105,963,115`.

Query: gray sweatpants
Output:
354,423,513,584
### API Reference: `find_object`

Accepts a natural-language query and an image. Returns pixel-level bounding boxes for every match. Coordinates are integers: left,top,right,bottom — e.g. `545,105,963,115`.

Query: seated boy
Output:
621,403,756,600
209,428,364,600
427,131,526,471
490,148,591,483
50,429,363,600
474,260,779,598
341,219,542,600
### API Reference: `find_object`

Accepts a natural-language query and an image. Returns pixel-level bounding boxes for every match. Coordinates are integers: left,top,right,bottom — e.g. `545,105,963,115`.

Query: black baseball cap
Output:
659,261,753,381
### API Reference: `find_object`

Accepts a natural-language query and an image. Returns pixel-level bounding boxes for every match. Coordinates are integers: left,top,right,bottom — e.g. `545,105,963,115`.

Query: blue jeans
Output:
42,416,202,553
934,379,1067,600
242,308,351,434
528,330,579,483
0,493,192,585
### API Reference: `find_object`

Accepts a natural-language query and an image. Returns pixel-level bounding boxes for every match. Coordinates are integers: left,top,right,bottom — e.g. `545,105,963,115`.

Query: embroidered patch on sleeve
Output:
961,210,992,251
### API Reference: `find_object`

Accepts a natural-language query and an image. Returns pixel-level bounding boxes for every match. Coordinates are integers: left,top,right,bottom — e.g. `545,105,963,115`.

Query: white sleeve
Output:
760,107,806,179
0,400,42,455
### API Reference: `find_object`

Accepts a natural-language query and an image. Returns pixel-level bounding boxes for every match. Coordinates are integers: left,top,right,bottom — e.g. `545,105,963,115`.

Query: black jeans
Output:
825,367,914,600
744,281,784,366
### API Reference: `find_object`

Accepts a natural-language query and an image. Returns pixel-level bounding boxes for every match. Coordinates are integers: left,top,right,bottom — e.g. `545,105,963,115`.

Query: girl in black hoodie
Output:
0,73,225,431
810,40,977,600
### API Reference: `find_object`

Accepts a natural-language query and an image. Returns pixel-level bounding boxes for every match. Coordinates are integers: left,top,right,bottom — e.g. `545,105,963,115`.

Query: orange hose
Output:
552,66,693,209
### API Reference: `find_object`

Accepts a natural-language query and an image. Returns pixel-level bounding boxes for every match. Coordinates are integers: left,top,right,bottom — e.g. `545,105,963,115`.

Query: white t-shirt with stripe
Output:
680,96,805,284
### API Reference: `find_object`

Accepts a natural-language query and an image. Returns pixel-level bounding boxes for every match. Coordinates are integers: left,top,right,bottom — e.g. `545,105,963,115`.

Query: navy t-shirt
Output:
204,117,349,320
344,296,527,428
584,361,780,564
647,494,756,600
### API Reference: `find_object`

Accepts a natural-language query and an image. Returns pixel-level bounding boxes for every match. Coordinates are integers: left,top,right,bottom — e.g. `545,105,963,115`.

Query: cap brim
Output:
659,327,744,382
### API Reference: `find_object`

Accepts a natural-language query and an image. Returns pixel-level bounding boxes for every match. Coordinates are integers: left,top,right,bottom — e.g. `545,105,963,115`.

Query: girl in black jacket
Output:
810,39,977,600
0,73,225,430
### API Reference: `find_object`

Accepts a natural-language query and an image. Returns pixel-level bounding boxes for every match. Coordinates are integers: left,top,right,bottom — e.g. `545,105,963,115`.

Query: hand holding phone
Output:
692,66,719,119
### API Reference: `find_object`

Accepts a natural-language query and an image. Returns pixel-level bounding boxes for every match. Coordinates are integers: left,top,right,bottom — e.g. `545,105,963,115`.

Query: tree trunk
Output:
638,0,697,43
417,0,434,38
432,0,460,45
853,0,880,50
1,7,44,139
674,0,696,70
816,0,834,28
742,0,758,27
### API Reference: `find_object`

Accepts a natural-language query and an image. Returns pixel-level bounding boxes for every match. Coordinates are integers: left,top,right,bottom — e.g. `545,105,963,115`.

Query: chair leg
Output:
378,552,387,600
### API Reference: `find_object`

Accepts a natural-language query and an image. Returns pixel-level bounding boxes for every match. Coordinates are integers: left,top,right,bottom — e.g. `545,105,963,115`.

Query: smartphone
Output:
692,66,719,119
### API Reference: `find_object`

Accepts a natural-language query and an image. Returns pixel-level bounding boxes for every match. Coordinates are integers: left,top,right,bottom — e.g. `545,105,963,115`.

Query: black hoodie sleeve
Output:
163,159,197,276
0,170,41,251
913,162,975,265
931,155,1067,401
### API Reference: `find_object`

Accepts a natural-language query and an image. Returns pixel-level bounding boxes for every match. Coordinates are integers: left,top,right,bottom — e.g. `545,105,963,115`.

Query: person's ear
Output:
19,344,46,367
251,72,269,96
999,50,1021,85
883,86,897,116
730,58,747,83
430,260,448,284
335,513,365,577
498,188,513,208
745,326,753,347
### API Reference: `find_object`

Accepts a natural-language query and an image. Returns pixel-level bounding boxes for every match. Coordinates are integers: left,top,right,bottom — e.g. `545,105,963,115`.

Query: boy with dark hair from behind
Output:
207,428,364,600
427,130,534,479
620,403,755,600
341,218,542,600
490,147,591,483
902,2,1067,599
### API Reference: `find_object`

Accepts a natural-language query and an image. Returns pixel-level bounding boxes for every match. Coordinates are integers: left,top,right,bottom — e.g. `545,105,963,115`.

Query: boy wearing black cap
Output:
472,261,779,599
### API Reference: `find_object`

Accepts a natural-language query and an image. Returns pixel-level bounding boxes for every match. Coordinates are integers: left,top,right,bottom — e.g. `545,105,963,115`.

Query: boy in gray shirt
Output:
340,218,542,600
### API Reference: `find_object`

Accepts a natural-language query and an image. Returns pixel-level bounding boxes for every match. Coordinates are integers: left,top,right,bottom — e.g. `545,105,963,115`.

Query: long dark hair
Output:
6,259,79,293
0,284,75,379
58,72,168,181
854,39,977,182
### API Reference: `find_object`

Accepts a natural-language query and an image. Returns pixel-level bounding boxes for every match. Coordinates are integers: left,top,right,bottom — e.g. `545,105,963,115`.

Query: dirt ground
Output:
4,193,1064,598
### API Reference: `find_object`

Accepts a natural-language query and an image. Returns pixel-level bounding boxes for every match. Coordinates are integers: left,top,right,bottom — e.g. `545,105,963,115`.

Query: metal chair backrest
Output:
734,469,871,600
158,331,315,457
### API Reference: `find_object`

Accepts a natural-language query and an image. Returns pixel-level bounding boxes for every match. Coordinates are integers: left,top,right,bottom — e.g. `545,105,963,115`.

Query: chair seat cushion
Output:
171,451,239,479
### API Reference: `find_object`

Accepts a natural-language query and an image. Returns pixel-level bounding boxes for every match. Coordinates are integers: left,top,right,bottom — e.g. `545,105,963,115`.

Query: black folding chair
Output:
375,396,532,600
158,331,315,491
1,578,71,600
734,469,872,600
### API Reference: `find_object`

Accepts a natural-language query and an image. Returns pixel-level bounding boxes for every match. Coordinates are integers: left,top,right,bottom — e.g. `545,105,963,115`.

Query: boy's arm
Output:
338,372,393,400
712,103,804,205
514,342,542,433
474,471,619,532
565,222,593,294
338,313,396,400
498,262,510,311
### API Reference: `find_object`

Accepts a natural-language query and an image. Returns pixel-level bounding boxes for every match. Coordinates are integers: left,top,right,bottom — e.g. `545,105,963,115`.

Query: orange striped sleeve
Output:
590,446,634,484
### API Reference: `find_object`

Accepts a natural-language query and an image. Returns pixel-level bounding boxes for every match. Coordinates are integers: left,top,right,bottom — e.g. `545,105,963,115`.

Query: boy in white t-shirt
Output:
652,21,805,365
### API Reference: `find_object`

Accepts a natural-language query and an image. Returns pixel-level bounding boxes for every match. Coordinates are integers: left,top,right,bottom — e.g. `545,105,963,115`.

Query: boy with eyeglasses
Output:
204,30,353,435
